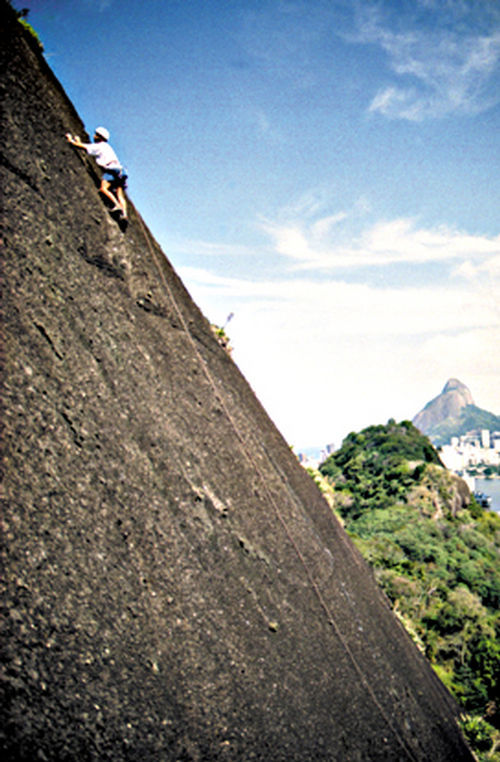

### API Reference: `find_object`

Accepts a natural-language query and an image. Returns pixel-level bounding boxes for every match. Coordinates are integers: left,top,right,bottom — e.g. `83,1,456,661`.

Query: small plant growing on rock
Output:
16,7,44,51
211,314,234,354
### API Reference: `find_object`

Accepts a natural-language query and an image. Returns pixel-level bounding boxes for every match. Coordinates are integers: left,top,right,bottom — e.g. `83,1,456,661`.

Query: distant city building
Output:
297,444,336,470
440,428,500,472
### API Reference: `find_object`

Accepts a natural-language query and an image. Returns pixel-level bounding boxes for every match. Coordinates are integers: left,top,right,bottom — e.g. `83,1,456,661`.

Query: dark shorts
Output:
102,168,128,190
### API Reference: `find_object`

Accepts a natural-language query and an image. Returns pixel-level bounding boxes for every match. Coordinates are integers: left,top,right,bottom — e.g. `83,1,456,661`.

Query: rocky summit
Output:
413,379,474,434
413,379,499,446
0,3,473,760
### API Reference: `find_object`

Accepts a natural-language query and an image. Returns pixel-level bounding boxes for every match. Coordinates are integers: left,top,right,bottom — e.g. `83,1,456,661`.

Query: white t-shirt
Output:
85,141,121,170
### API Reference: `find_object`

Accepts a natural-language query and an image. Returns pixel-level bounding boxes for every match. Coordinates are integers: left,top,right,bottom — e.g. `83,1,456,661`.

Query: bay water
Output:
474,478,500,513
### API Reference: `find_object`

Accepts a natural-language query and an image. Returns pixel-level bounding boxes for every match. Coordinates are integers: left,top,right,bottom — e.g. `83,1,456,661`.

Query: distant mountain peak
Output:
414,379,473,434
413,379,498,446
442,378,473,399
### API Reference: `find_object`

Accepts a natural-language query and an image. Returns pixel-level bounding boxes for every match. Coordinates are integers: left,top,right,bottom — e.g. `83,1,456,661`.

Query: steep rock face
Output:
413,379,474,435
1,5,472,760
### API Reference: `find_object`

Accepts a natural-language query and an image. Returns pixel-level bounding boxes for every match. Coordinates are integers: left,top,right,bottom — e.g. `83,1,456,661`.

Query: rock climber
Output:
66,126,128,220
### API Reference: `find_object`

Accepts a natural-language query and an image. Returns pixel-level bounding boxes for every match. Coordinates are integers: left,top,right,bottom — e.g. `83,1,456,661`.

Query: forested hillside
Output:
318,421,500,760
429,405,500,448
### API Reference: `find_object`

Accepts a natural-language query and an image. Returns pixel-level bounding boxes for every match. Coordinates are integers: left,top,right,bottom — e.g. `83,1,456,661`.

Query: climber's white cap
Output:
94,126,110,141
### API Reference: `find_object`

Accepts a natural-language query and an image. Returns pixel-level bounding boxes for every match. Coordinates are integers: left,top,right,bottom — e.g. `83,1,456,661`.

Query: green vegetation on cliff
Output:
318,421,500,759
430,405,500,448
14,6,44,52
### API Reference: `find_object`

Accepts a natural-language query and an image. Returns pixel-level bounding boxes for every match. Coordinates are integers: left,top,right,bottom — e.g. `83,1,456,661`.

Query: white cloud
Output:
418,326,500,411
453,255,500,283
181,262,499,445
260,215,500,270
180,264,497,339
177,205,500,445
311,212,348,239
356,6,500,119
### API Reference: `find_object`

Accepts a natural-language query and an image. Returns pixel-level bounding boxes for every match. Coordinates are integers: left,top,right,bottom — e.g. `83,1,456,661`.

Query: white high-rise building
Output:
481,429,491,448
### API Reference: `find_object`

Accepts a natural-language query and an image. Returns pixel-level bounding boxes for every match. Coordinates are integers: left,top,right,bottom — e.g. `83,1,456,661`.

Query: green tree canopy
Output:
317,420,500,758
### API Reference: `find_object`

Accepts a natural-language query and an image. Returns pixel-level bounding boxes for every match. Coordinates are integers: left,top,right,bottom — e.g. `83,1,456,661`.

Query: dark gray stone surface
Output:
1,3,473,759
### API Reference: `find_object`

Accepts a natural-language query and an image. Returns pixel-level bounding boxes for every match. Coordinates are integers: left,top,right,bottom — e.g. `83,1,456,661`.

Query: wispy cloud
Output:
355,3,500,119
454,253,500,280
178,210,500,443
179,264,498,338
179,260,500,444
260,214,500,270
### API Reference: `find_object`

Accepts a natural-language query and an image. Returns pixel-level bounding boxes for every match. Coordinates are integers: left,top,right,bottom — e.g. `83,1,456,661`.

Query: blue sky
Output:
19,0,500,449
